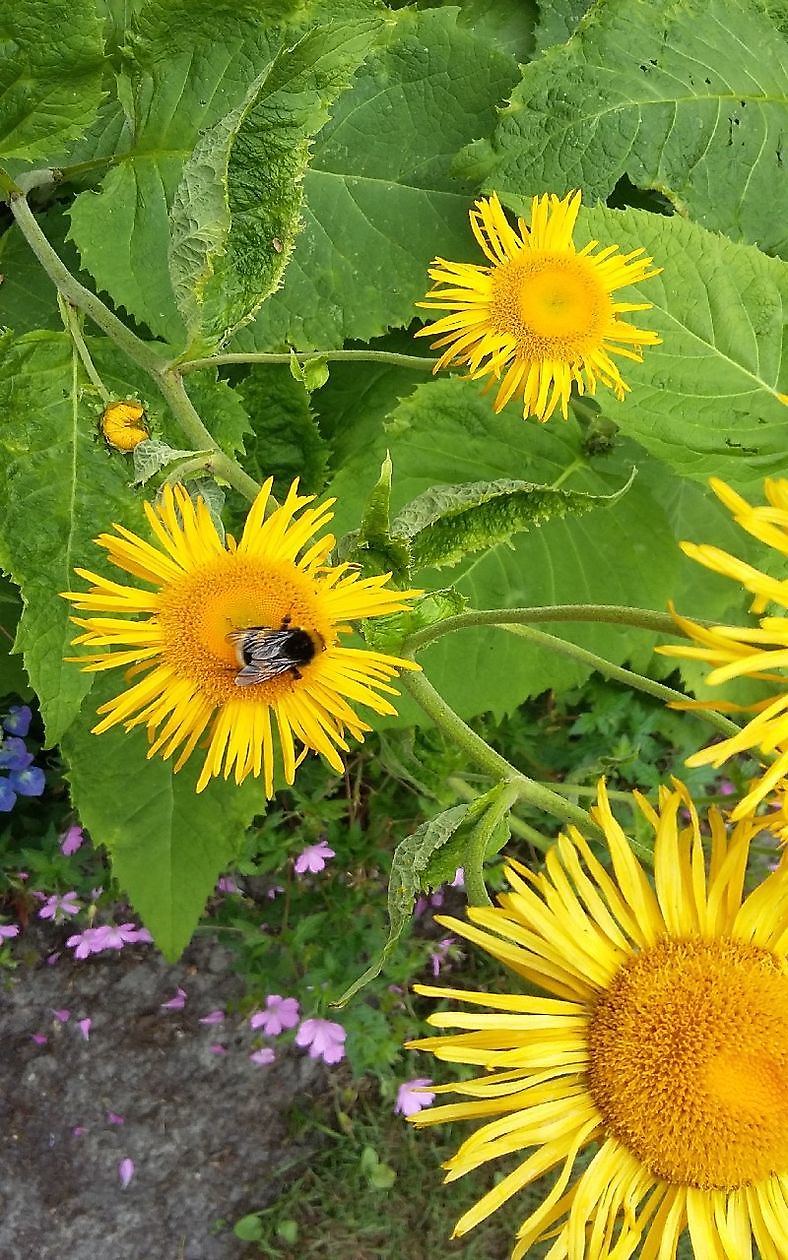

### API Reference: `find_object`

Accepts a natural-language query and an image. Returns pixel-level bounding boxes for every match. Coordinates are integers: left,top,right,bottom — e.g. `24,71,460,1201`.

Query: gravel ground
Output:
0,932,323,1259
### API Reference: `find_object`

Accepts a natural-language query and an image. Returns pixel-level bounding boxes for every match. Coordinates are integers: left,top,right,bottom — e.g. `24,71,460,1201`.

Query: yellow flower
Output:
101,400,149,451
62,479,420,795
407,781,788,1260
415,191,661,423
659,476,788,820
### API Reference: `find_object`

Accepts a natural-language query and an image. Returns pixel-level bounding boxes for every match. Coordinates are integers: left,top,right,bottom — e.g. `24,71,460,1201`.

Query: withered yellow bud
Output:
101,400,149,452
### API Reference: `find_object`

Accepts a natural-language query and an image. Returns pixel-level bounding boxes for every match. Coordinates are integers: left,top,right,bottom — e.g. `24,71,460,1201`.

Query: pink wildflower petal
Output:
249,1048,276,1066
249,995,300,1037
77,1018,91,1041
71,1125,87,1138
451,866,465,888
60,825,85,856
46,952,60,966
52,1009,70,1023
31,1033,48,1046
216,876,239,894
208,1044,227,1055
0,923,19,939
107,1112,124,1125
293,839,336,876
294,1017,346,1065
198,1010,225,1025
394,1078,436,1117
118,1158,135,1189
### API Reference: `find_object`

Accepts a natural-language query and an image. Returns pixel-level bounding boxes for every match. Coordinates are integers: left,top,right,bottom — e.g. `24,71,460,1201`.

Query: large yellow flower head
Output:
407,781,788,1259
63,479,420,795
660,476,788,820
416,190,661,424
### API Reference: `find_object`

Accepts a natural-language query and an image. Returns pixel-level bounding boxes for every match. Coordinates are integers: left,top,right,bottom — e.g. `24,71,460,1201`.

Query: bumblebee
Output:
227,615,325,687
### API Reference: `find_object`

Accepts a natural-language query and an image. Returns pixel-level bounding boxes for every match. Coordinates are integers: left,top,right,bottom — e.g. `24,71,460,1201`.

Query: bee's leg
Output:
290,666,302,681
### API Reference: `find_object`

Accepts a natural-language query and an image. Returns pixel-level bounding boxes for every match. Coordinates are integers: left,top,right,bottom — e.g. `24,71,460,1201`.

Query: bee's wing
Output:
234,658,294,686
233,630,296,687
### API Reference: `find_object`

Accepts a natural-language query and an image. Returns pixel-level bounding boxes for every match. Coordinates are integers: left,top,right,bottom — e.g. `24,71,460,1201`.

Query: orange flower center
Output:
489,252,611,359
157,555,332,705
588,937,788,1189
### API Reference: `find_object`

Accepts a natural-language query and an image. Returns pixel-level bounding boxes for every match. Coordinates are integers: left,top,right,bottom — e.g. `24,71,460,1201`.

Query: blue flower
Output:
0,737,33,772
0,779,17,812
2,705,32,738
9,766,45,797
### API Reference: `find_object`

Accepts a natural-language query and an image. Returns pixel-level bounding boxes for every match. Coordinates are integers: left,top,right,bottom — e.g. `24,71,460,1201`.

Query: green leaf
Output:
171,18,382,353
394,470,635,572
236,364,329,496
327,376,681,723
61,672,263,960
131,439,201,486
362,587,468,655
184,373,252,459
67,0,294,342
333,802,471,1005
0,577,31,701
232,7,521,350
0,332,146,745
341,453,413,578
0,0,105,162
0,208,96,335
534,0,593,51
466,0,788,256
579,205,788,484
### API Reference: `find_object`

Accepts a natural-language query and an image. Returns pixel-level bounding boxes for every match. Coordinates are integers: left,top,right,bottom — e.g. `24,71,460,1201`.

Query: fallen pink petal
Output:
77,1018,92,1040
0,923,19,939
294,1017,346,1065
118,1157,135,1189
198,1009,225,1025
107,1112,124,1125
52,1008,70,1023
45,951,60,966
160,987,187,1011
71,1125,87,1138
30,1033,47,1046
249,1047,275,1066
208,1044,227,1055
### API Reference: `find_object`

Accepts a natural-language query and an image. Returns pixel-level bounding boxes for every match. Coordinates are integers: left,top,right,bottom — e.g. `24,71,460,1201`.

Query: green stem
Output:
178,349,438,374
403,604,690,654
496,623,742,741
6,191,263,505
7,191,166,376
162,452,215,487
464,781,521,907
59,298,110,402
401,667,603,839
155,370,261,503
550,457,585,490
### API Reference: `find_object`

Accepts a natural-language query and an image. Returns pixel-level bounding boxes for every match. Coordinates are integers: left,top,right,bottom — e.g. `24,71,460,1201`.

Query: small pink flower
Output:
216,876,239,894
294,839,336,875
66,927,107,959
77,1018,92,1041
118,1158,135,1189
38,891,81,922
60,825,85,856
394,1078,435,1117
93,923,152,951
429,937,454,978
16,871,28,881
249,995,300,1037
0,923,19,940
718,780,736,797
107,1112,124,1125
249,1047,276,1066
294,1017,346,1065
31,1033,48,1046
160,987,187,1011
208,1044,227,1055
52,1008,70,1023
198,1010,225,1025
